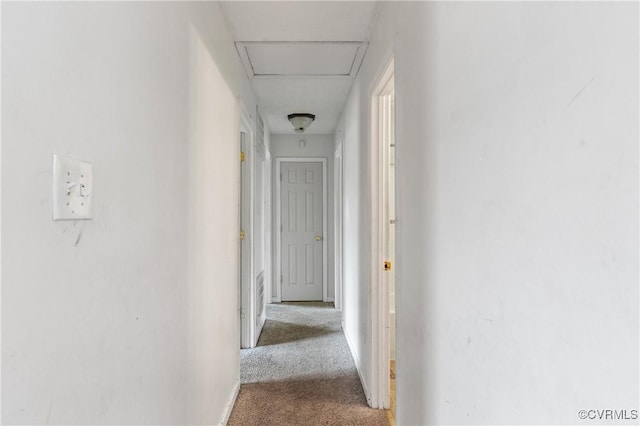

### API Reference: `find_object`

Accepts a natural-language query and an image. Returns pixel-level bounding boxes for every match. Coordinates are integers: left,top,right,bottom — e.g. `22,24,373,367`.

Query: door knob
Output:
315,236,322,241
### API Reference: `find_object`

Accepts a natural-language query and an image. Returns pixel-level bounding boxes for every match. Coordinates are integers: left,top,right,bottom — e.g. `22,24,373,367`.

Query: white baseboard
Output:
219,378,240,425
343,326,371,406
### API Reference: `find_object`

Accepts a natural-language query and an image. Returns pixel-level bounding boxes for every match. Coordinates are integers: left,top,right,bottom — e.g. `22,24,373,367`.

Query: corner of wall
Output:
219,379,241,426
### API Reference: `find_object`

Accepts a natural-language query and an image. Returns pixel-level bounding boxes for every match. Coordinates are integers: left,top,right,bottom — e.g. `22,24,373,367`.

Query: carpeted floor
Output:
228,302,389,426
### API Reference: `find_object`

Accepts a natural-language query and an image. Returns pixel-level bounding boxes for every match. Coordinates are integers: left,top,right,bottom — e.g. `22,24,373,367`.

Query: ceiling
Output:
220,1,381,135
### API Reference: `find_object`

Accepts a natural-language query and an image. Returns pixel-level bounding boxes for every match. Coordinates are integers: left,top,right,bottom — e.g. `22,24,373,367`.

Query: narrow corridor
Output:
228,303,388,425
2,2,636,424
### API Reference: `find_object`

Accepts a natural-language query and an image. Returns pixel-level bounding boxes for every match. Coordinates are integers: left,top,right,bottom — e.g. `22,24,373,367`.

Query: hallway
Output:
229,303,388,425
1,1,638,425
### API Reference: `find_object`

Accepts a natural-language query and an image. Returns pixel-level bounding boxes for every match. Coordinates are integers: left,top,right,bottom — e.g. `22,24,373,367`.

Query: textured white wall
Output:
270,134,335,302
339,2,639,424
1,2,256,424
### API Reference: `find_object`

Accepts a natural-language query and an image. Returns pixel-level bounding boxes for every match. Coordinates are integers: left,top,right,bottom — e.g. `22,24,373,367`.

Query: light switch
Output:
53,155,93,220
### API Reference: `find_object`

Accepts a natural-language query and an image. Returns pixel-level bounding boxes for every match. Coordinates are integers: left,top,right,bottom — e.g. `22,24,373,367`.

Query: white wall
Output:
336,99,371,400
339,2,638,424
2,2,256,424
270,134,335,302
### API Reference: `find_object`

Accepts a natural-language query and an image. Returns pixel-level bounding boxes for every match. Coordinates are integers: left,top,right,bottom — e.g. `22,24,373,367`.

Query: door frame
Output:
334,140,344,311
370,58,395,409
240,103,256,349
274,157,328,303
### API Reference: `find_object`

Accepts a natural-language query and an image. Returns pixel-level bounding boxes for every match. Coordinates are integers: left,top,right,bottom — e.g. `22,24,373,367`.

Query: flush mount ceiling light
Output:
288,113,315,133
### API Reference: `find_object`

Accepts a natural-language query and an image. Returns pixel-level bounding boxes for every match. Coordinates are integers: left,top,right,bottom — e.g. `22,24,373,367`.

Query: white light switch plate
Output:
53,155,93,220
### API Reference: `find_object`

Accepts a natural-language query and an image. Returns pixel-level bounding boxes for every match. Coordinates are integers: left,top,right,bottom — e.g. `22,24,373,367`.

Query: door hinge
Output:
240,308,245,319
240,151,245,162
240,230,245,240
384,261,392,271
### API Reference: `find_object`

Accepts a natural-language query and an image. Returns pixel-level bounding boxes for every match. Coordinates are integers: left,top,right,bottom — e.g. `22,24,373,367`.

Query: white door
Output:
281,162,323,301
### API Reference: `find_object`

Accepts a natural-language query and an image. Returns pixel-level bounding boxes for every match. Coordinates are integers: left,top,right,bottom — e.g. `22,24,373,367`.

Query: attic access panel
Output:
236,42,368,78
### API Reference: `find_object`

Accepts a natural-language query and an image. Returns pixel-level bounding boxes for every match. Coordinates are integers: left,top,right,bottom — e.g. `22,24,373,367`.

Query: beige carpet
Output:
228,302,389,426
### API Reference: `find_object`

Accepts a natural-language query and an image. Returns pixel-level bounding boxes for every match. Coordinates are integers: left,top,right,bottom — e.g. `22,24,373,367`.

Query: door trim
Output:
334,140,344,311
275,157,328,303
370,58,394,409
240,103,256,349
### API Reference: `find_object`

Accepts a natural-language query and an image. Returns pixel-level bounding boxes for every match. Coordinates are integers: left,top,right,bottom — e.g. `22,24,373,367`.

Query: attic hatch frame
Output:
235,41,368,79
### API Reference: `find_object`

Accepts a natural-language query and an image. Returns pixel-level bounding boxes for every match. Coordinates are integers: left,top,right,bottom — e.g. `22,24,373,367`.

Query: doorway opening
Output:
370,58,395,417
240,107,268,349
